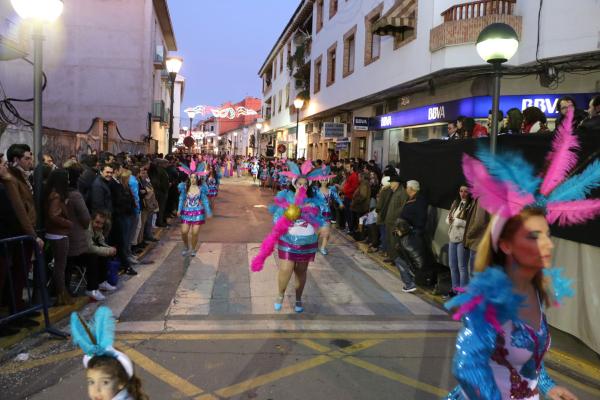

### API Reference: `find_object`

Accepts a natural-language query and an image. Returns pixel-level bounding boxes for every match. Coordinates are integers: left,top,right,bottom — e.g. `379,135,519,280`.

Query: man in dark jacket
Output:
90,164,114,214
384,175,408,263
579,95,600,133
78,154,98,205
149,159,170,227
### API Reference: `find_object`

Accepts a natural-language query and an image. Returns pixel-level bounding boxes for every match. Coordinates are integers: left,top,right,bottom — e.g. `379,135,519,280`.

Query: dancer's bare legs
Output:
180,223,190,254
190,224,201,256
318,225,331,253
293,262,309,303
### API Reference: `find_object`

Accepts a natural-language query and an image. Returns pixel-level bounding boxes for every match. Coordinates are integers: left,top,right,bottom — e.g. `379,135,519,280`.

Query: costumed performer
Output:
259,161,269,188
311,166,342,255
446,108,600,400
71,306,148,400
207,167,218,210
251,159,259,183
177,160,212,257
250,160,329,313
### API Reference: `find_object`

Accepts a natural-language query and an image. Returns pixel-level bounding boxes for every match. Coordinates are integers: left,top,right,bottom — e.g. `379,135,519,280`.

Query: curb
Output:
333,227,600,387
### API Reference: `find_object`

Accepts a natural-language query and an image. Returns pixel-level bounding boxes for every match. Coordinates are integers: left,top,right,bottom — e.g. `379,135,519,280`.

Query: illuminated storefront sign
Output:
373,93,594,130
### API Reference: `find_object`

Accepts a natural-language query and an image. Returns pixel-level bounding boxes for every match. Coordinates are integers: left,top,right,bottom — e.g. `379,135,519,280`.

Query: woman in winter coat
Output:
445,185,473,297
44,169,74,305
350,173,371,233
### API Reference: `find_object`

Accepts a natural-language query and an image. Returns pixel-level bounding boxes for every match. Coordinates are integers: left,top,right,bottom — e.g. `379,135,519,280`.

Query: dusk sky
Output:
168,0,300,120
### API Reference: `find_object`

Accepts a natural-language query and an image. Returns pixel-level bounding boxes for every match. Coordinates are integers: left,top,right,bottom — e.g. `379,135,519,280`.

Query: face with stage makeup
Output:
294,177,308,189
498,213,554,271
190,174,198,186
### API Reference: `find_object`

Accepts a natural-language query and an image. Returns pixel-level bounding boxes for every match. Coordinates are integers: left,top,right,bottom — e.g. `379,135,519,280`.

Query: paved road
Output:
1,177,598,399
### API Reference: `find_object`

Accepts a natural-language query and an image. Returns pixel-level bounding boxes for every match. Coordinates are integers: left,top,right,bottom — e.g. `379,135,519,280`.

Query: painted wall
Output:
0,0,175,142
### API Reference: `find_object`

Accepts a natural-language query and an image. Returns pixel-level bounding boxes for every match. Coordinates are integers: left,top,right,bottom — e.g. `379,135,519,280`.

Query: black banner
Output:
398,132,600,247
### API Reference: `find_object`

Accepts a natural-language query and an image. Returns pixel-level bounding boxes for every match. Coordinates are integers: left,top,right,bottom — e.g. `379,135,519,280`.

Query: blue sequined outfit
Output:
178,182,212,225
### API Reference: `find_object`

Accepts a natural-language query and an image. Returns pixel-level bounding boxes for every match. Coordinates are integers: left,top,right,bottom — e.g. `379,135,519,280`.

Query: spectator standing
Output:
149,159,170,227
138,165,159,244
78,154,98,207
486,109,504,133
447,121,460,140
522,106,550,133
462,198,489,277
110,167,138,274
445,185,472,296
342,163,359,233
350,172,371,235
556,96,587,130
90,164,114,214
128,166,142,252
44,169,74,305
504,108,523,134
383,175,408,264
372,176,392,253
579,95,600,133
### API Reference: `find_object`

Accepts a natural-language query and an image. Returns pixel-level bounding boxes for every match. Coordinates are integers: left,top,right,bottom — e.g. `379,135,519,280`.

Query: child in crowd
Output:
71,307,148,400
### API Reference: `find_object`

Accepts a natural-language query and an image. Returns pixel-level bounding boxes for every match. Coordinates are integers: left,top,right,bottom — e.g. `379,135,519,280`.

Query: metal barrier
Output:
0,235,67,338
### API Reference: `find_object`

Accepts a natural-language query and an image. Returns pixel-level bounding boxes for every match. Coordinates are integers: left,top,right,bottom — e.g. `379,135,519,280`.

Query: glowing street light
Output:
476,23,519,154
166,56,183,153
293,96,305,159
11,0,64,22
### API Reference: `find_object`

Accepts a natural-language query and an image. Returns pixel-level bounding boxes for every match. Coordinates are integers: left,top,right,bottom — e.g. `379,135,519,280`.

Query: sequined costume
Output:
259,165,269,181
445,267,557,400
207,177,218,198
178,182,212,225
311,185,343,222
270,189,325,263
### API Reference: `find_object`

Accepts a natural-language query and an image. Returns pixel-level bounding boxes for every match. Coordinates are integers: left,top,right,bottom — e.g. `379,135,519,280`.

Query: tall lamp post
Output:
166,56,183,154
293,96,305,160
476,23,519,155
11,0,64,231
187,110,195,135
233,132,238,156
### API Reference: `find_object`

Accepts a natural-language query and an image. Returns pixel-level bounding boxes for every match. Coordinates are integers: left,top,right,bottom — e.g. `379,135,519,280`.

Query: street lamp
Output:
233,131,238,156
11,0,64,231
476,23,519,154
187,110,195,137
293,97,305,160
166,55,183,154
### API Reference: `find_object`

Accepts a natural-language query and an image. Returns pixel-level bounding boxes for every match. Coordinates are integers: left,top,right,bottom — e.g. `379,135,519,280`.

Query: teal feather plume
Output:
92,306,115,351
475,147,541,195
543,267,574,305
70,312,97,356
547,159,600,202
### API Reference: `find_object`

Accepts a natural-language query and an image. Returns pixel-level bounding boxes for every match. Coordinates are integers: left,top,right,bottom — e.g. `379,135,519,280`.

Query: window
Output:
343,25,357,77
278,89,283,112
314,55,322,94
287,41,292,60
285,84,290,108
364,3,383,66
316,0,324,33
272,94,277,116
273,58,277,79
329,0,338,19
327,42,337,87
280,51,284,73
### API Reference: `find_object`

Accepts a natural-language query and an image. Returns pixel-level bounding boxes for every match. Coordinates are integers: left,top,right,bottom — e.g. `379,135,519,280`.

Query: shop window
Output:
329,0,338,19
273,58,277,80
285,83,290,108
314,55,322,94
278,89,283,112
364,3,383,66
343,25,357,78
280,50,284,73
327,42,337,87
316,0,324,33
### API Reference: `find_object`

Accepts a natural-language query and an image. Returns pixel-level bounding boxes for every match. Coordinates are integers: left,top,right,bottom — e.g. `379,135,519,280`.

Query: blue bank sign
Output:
374,93,595,130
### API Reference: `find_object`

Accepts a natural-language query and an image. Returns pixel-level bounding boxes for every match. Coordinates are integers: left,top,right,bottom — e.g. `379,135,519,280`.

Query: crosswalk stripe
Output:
168,243,221,316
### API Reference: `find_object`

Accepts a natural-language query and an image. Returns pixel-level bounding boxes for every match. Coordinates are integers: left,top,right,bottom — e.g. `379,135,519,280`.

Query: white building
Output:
0,0,180,154
258,1,313,159
292,0,600,166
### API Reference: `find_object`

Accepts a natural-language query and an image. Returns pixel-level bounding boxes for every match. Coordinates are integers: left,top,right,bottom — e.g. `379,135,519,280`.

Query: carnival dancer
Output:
177,160,212,257
251,159,259,183
259,161,269,188
250,160,330,313
311,166,343,255
271,164,281,193
71,307,148,400
279,167,289,190
207,167,218,202
445,108,599,400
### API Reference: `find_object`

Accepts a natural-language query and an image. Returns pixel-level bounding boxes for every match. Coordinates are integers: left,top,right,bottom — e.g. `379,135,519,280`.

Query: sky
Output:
168,0,300,119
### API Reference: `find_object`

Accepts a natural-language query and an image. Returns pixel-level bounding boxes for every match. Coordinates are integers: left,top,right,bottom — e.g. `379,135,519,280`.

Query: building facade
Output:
0,0,180,154
258,1,313,159
281,0,600,167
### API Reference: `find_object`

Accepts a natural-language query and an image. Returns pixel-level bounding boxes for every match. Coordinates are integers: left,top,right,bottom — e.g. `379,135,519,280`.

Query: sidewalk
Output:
333,227,600,389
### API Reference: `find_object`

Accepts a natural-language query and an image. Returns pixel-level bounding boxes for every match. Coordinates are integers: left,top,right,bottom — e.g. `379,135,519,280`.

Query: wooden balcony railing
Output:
442,0,516,22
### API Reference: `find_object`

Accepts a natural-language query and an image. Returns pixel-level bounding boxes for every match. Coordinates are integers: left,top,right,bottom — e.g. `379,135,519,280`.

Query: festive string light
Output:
184,105,258,120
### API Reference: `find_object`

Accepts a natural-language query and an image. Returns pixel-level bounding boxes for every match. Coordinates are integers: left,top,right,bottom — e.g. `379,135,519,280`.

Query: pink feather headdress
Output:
280,160,336,182
464,107,600,250
178,160,209,177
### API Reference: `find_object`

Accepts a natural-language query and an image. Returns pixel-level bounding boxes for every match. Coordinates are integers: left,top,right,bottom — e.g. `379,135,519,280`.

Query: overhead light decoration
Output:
184,105,259,120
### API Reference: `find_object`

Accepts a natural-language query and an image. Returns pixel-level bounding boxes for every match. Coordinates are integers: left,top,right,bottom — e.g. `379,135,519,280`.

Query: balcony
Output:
153,44,166,69
152,100,168,123
430,0,521,52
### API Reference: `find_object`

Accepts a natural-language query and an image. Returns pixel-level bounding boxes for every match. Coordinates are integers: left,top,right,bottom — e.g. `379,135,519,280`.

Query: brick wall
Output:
429,14,522,52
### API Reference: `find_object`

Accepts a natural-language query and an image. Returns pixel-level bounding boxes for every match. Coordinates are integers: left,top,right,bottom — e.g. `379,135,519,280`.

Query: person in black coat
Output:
90,164,114,214
108,166,137,275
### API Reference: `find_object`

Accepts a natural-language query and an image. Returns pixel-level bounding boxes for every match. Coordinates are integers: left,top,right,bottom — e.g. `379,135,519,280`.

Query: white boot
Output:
86,290,106,301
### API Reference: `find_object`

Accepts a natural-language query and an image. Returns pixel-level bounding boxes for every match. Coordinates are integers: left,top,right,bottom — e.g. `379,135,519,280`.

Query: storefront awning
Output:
372,16,415,37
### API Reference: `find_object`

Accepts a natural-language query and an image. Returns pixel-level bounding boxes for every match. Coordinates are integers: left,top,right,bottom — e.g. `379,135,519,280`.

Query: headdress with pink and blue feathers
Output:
280,160,336,182
178,159,209,177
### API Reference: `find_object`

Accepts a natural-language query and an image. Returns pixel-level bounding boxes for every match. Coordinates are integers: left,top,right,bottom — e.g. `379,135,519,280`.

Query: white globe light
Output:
476,23,519,63
293,97,305,109
11,0,64,22
186,110,196,119
166,56,183,74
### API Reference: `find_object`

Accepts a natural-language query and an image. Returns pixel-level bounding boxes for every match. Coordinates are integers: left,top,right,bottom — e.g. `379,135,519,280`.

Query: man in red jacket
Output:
342,163,359,233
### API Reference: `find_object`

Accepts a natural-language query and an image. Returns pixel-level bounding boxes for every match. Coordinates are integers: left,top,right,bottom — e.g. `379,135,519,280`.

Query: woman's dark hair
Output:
462,117,476,138
44,168,69,201
522,106,547,125
66,164,83,190
87,356,148,400
505,108,523,133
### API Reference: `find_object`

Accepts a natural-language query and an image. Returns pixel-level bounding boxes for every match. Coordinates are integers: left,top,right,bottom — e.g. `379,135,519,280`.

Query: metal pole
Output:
490,61,502,155
168,72,176,155
295,108,300,160
32,23,44,231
